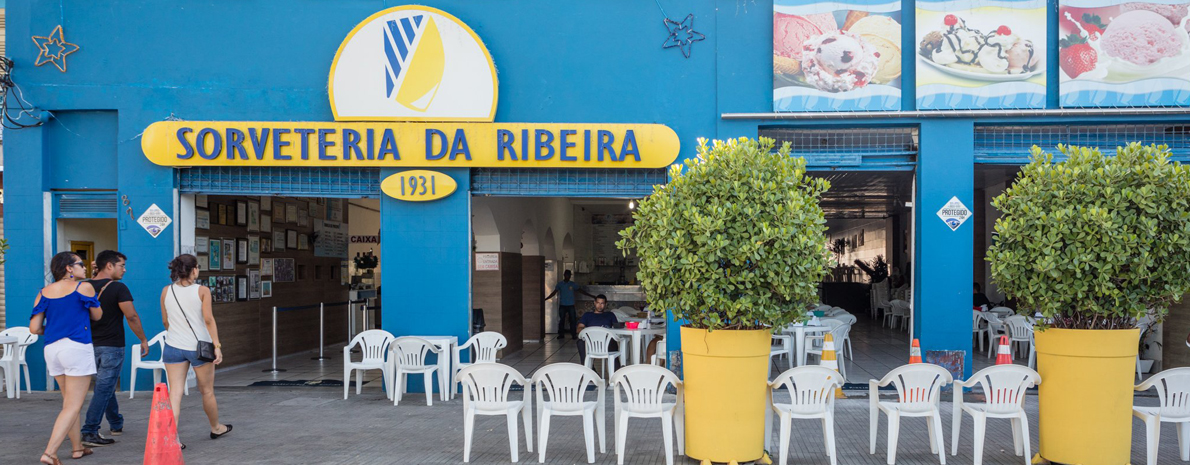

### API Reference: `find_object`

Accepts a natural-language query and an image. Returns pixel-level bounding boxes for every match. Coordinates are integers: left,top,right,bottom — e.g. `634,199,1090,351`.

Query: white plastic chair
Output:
609,365,684,465
1003,316,1035,365
531,363,606,463
1134,367,1190,465
0,327,37,396
806,321,851,379
950,365,1041,465
579,327,621,381
982,313,1008,358
765,366,845,465
458,363,533,463
342,329,394,400
650,338,667,367
971,311,989,354
869,363,954,464
129,331,191,398
452,331,508,400
771,333,793,375
885,301,909,330
388,336,444,406
872,282,891,319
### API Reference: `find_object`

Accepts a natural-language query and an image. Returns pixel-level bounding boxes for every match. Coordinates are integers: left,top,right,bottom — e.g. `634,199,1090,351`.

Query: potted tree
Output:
618,137,829,463
987,143,1190,465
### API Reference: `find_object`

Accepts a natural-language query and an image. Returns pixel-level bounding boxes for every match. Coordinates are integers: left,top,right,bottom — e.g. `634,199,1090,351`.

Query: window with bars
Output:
177,167,381,197
758,127,918,171
974,123,1190,164
470,168,667,197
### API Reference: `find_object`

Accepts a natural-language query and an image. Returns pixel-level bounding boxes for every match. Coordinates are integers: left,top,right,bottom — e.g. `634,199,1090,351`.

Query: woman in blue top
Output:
31,251,103,465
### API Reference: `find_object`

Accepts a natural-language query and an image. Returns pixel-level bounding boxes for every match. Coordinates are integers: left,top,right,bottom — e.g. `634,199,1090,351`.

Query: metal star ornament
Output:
662,14,705,59
32,26,80,73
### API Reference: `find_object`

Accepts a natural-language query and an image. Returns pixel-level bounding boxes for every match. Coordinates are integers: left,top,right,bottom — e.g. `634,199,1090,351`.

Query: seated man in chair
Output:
576,294,620,367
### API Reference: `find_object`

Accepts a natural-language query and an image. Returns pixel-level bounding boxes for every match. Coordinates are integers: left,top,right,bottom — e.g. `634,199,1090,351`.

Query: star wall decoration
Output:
661,14,705,59
32,26,80,73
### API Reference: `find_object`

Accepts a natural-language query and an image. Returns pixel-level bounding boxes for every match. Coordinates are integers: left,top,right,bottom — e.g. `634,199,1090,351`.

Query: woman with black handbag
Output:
160,254,231,449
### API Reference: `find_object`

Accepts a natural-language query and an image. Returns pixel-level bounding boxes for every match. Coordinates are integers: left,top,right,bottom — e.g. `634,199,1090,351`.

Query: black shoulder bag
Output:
171,285,217,362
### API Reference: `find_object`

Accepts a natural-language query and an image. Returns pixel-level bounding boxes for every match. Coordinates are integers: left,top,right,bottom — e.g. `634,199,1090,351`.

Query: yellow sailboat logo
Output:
383,15,446,112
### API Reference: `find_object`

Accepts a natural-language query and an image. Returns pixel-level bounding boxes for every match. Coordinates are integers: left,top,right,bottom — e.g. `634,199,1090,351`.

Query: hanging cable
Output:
0,56,47,129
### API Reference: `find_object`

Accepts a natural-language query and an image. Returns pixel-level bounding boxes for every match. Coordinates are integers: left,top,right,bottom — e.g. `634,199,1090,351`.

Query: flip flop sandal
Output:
71,448,93,460
210,424,233,439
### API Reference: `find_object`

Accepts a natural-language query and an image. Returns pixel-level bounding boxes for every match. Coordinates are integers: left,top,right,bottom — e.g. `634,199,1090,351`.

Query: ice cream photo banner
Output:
773,0,903,111
916,0,1047,109
1058,0,1190,107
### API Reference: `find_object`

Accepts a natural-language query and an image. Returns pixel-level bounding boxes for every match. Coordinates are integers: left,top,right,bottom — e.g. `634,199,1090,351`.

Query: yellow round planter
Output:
1036,328,1139,465
681,326,771,463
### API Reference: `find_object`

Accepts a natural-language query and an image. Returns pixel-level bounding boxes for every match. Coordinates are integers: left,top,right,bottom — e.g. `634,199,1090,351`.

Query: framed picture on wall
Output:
236,201,248,226
261,258,274,276
261,214,271,233
274,258,295,282
248,236,260,265
209,240,221,270
196,194,209,208
222,239,235,270
261,238,271,254
197,255,208,271
218,204,228,225
237,238,249,264
236,275,249,301
248,269,261,299
196,210,210,229
287,230,298,249
247,201,260,232
273,230,286,251
298,233,309,250
297,208,309,227
286,204,298,225
207,276,216,289
261,196,271,212
195,236,208,253
261,280,273,298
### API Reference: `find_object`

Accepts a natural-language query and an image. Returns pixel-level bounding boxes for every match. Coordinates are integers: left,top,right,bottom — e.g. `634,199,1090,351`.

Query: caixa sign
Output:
350,235,380,244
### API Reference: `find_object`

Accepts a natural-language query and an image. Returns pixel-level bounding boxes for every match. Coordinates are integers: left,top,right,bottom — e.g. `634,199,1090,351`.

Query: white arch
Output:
521,219,540,256
541,227,557,261
562,233,574,263
471,200,501,252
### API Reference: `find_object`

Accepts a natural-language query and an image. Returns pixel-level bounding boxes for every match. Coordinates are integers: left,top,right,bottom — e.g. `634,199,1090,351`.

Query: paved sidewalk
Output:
0,387,1168,464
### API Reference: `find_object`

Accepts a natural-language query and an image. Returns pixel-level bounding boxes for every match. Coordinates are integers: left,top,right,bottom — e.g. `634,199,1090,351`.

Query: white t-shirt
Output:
164,283,211,351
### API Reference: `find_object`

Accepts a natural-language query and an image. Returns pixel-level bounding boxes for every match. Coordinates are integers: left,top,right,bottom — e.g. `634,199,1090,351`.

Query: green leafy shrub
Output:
987,143,1190,329
616,137,830,330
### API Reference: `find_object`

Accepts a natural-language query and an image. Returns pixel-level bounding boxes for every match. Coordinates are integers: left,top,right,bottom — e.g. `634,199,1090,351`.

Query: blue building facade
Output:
5,0,1189,389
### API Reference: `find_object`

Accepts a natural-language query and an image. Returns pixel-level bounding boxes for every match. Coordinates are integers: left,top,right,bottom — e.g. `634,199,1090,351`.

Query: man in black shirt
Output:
973,282,992,308
80,250,149,447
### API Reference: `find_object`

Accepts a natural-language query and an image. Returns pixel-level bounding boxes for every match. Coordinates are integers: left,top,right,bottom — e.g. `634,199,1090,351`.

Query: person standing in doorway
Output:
161,254,232,449
80,250,150,447
544,270,595,340
32,252,103,464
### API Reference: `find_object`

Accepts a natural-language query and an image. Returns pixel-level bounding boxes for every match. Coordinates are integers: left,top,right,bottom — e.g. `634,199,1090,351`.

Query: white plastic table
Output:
782,324,830,367
419,336,458,401
611,328,665,365
0,335,18,399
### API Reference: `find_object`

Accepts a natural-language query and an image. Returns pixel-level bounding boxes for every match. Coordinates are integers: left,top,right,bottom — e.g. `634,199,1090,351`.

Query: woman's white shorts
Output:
44,339,96,377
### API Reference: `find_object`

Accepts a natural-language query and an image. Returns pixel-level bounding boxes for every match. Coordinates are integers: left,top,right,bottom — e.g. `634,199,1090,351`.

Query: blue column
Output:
379,168,471,393
915,119,975,378
3,122,49,388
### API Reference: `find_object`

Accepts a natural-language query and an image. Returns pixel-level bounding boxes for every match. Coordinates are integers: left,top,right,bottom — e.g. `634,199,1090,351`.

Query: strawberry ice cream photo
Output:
1099,9,1187,66
773,12,838,77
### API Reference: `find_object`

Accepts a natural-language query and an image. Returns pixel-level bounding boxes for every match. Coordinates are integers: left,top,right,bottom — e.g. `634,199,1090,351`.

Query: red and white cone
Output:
996,335,1013,365
909,338,922,364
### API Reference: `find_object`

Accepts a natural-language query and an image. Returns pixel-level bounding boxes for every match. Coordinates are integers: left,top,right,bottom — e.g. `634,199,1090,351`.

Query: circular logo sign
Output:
329,6,498,122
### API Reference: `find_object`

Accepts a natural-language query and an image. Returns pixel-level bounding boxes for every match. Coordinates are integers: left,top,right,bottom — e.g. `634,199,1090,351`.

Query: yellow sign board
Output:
381,171,457,201
142,121,680,169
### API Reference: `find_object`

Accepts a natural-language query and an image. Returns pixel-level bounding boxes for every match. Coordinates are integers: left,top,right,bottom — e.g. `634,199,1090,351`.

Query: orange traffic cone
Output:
818,334,847,398
144,383,184,465
996,335,1013,365
909,339,922,364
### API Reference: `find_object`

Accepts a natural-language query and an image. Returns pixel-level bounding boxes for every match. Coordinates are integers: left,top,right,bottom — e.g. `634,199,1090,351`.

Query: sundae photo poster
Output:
773,0,903,111
1058,0,1190,107
916,0,1047,109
